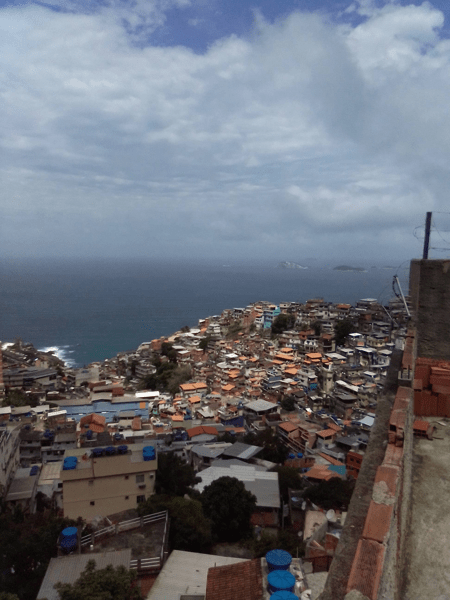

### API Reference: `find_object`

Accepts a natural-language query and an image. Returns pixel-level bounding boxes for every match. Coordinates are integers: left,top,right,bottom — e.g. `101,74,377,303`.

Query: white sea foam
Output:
38,345,77,368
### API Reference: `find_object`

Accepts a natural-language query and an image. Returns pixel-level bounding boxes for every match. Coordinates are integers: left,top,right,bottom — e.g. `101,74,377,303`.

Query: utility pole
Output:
423,211,432,259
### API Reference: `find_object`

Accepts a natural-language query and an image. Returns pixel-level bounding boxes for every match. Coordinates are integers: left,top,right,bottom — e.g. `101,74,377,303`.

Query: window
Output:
137,495,145,504
125,496,129,500
149,474,154,479
90,501,95,506
136,474,144,484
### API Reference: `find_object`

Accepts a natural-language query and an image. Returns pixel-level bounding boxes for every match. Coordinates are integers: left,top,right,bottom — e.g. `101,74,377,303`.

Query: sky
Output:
2,0,450,263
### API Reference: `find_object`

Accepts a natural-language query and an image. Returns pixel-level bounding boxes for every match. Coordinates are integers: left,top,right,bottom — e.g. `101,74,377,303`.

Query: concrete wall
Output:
409,260,450,359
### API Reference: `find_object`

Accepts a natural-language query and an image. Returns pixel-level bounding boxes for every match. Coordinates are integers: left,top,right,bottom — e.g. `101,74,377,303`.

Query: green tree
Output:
312,320,322,336
55,560,142,600
271,313,296,335
0,593,20,600
161,342,177,362
199,335,211,351
334,319,355,346
138,495,212,552
4,389,28,407
252,529,304,559
244,428,288,464
155,452,200,496
302,477,355,511
0,511,76,600
281,396,296,412
276,466,304,502
201,476,257,542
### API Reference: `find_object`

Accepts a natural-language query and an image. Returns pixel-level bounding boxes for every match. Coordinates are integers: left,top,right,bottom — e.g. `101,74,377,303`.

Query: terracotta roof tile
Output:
206,559,263,600
374,464,400,497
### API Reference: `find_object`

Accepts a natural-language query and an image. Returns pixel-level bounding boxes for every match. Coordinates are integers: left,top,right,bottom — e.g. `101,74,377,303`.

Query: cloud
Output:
1,1,449,261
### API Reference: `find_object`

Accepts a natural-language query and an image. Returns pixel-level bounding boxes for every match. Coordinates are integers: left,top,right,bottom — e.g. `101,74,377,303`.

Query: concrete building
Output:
0,429,20,497
60,443,157,520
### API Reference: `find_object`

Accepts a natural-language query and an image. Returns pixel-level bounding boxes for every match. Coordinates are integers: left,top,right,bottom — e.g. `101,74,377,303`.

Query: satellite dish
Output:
326,509,336,521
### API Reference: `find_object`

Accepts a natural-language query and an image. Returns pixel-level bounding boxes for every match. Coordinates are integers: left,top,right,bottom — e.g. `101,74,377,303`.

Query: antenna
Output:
423,212,432,259
393,276,410,319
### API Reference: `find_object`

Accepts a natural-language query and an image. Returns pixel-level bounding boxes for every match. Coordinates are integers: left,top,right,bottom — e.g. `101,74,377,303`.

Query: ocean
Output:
0,257,409,367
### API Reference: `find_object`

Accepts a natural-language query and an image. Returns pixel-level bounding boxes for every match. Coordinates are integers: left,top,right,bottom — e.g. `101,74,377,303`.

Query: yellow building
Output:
60,443,157,520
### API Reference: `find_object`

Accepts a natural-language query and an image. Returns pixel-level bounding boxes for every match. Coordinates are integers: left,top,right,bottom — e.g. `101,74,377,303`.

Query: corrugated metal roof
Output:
37,550,131,600
147,550,246,600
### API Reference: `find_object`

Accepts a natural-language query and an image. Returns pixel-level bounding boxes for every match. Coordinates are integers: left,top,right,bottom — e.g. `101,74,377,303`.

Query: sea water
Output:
0,257,409,367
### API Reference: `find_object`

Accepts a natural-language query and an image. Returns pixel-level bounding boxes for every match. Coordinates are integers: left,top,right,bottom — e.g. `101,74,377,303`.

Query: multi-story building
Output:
0,429,20,497
60,443,157,520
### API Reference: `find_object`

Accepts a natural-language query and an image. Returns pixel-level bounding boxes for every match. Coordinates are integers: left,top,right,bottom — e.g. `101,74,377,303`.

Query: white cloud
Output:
1,1,449,260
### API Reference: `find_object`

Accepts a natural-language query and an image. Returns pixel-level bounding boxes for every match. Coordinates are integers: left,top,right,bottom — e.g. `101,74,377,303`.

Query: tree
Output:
302,477,355,511
199,335,211,351
138,495,212,552
281,396,296,412
276,466,304,502
244,428,288,464
334,319,354,346
55,560,142,600
155,452,200,496
271,313,296,335
312,320,322,336
201,476,257,542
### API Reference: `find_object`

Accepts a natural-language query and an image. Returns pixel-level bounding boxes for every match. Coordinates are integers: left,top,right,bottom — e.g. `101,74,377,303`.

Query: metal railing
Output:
80,510,167,547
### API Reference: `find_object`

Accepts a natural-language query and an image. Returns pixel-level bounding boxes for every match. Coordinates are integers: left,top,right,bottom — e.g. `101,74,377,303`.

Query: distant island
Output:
333,265,366,272
278,261,308,269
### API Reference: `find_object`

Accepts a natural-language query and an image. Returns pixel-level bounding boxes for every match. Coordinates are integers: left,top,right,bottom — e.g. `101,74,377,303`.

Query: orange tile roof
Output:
171,414,184,421
222,384,235,391
206,559,263,600
306,352,322,359
316,428,336,438
279,421,298,433
188,395,202,404
180,383,196,391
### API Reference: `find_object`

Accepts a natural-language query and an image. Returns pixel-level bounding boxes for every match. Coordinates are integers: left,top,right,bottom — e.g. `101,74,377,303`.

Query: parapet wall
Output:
320,340,415,600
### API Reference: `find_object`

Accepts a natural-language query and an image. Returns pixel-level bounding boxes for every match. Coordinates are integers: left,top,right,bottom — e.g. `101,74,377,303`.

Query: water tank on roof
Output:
30,466,39,476
60,527,78,552
63,456,78,470
86,429,93,440
267,570,296,594
92,448,104,457
105,446,116,456
143,446,156,461
270,592,298,600
266,549,292,572
117,445,128,454
288,453,295,460
297,452,303,458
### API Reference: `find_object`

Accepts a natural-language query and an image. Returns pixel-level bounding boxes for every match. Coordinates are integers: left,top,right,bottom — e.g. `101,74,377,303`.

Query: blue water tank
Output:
30,466,39,476
60,527,78,552
92,448,104,457
288,453,295,460
117,445,128,454
267,570,296,594
270,592,298,600
105,446,116,455
265,549,292,572
297,453,303,458
143,446,156,461
86,429,93,440
63,456,78,470
114,432,122,440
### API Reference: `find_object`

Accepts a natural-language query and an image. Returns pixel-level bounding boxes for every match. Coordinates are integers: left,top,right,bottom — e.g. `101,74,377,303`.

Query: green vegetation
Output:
302,477,355,511
154,452,200,496
271,313,296,335
3,389,28,407
244,428,288,464
226,321,242,339
334,319,355,346
280,395,296,411
139,363,191,395
251,529,304,559
276,466,304,502
0,509,76,600
55,560,142,600
138,495,212,552
199,335,212,351
201,476,257,542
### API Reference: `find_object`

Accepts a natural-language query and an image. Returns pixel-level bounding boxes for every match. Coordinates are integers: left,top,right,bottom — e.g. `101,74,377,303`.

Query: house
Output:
0,429,20,497
60,443,157,520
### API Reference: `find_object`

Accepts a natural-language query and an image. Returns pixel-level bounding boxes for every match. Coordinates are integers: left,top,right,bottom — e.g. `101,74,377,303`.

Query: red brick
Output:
347,538,385,600
414,365,430,388
414,390,423,416
325,532,340,553
363,501,394,543
432,384,450,396
413,379,423,391
437,394,448,418
375,464,400,496
384,444,403,467
388,431,396,444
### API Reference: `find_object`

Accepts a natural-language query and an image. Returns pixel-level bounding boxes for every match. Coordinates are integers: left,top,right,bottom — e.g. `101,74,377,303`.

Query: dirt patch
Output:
211,543,254,559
